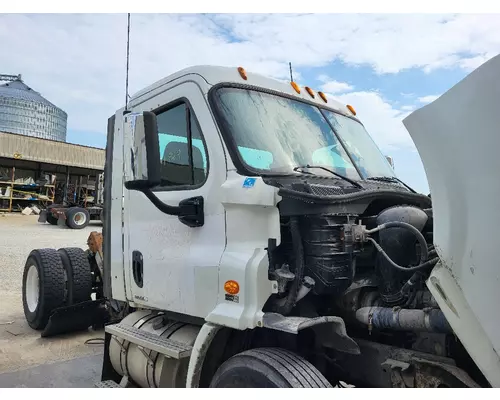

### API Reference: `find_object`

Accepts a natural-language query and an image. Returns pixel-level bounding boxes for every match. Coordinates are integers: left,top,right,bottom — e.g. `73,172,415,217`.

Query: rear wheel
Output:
66,207,90,229
46,204,61,225
58,247,92,304
22,249,65,330
209,348,332,388
46,213,58,225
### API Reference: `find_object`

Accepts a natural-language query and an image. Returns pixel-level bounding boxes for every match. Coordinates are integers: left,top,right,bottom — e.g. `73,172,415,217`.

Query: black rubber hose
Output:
85,338,105,345
367,237,439,272
274,217,304,315
367,221,429,263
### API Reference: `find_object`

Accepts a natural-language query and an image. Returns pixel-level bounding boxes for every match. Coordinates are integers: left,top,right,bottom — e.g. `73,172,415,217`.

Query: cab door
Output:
122,81,227,318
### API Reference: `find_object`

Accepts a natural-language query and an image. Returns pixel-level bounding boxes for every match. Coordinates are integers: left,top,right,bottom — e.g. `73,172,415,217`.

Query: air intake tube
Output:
356,306,452,334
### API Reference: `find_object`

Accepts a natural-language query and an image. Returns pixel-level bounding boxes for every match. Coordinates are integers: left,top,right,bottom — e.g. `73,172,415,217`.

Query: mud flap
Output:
100,328,124,384
41,300,109,338
57,212,67,227
38,210,47,223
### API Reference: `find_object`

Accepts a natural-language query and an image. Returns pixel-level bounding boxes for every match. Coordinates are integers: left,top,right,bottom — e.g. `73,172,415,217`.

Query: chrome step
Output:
95,380,123,388
105,323,192,359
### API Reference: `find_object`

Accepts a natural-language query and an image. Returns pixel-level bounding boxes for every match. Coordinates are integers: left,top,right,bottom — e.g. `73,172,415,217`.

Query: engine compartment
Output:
262,175,487,387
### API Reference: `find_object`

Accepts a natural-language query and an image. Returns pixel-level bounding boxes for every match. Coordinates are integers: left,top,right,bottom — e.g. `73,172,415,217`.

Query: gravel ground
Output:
0,214,100,294
0,213,104,376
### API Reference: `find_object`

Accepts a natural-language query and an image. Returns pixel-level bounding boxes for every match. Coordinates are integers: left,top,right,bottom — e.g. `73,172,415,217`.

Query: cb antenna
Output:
125,13,131,111
289,62,294,82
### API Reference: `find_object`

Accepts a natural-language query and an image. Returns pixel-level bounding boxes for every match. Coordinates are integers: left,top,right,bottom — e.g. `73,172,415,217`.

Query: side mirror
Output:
124,111,161,190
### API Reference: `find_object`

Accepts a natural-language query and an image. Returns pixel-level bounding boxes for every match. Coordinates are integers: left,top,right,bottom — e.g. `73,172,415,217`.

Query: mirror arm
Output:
141,189,205,228
142,189,182,216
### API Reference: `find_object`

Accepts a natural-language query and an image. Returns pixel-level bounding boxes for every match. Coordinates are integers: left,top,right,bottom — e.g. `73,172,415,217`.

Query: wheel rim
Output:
26,264,40,312
73,212,87,226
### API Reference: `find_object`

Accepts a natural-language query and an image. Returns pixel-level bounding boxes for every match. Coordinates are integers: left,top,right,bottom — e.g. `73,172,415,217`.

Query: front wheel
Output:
209,348,332,388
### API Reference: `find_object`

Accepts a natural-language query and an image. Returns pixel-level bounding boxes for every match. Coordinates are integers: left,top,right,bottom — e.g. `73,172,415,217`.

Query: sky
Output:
1,13,499,194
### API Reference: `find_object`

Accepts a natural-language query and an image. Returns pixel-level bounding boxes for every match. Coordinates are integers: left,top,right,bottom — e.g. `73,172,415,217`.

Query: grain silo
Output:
0,74,67,142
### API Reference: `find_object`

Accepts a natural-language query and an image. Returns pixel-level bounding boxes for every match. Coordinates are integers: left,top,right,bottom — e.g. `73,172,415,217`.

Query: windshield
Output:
322,110,396,178
213,87,394,180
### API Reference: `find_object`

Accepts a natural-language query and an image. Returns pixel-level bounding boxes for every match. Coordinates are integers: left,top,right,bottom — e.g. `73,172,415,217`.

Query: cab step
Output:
95,380,123,388
105,323,192,359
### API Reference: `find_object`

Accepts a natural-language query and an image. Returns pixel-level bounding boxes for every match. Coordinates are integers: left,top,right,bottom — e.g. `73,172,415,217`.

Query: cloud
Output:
208,13,500,74
0,13,498,137
418,95,440,104
458,54,496,71
317,75,354,94
401,105,416,111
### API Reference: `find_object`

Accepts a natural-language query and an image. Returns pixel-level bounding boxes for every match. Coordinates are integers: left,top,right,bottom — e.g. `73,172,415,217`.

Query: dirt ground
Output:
0,213,104,376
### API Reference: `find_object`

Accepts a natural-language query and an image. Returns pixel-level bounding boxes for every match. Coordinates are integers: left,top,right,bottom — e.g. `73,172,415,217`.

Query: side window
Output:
155,102,208,188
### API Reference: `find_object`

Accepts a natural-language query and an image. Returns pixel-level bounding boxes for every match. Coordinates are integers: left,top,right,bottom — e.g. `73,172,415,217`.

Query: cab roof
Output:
130,65,355,117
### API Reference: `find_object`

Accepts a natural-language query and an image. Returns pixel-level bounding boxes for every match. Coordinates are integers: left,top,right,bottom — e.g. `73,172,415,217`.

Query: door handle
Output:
132,250,144,288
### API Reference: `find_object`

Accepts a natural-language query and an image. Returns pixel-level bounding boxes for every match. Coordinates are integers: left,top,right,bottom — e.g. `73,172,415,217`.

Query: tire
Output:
209,347,333,388
46,213,58,225
58,247,92,304
46,204,62,225
22,249,66,330
65,207,90,229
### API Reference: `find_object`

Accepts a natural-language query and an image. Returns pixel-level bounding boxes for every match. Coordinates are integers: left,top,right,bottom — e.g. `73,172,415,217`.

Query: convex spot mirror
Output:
124,111,161,191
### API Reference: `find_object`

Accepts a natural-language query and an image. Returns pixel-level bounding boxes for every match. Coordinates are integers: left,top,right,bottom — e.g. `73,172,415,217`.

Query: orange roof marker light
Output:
224,280,240,295
318,91,328,103
291,81,301,94
237,67,248,80
346,104,357,116
305,86,315,99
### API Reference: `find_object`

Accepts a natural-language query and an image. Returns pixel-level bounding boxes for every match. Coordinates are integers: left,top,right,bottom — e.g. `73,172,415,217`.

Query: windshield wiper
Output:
293,164,363,189
367,176,417,193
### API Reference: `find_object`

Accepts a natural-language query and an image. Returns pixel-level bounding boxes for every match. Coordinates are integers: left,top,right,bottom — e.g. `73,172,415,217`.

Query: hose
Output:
366,221,438,272
85,338,105,345
367,221,429,263
368,237,439,272
401,272,423,306
356,306,452,333
273,217,304,315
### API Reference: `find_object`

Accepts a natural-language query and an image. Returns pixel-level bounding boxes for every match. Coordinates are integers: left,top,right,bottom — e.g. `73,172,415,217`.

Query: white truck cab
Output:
22,57,500,388
106,65,398,330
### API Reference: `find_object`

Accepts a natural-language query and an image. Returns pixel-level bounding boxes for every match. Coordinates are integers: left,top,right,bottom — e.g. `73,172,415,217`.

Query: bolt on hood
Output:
403,54,500,387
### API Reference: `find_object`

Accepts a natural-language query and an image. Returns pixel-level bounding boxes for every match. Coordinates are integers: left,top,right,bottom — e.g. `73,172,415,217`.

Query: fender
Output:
186,322,223,388
186,313,360,388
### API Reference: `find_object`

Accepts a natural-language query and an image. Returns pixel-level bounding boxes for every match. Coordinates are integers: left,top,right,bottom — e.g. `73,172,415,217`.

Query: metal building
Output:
0,74,67,142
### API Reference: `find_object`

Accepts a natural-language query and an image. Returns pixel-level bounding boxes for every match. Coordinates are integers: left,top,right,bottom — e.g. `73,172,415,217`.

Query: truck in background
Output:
38,173,104,229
